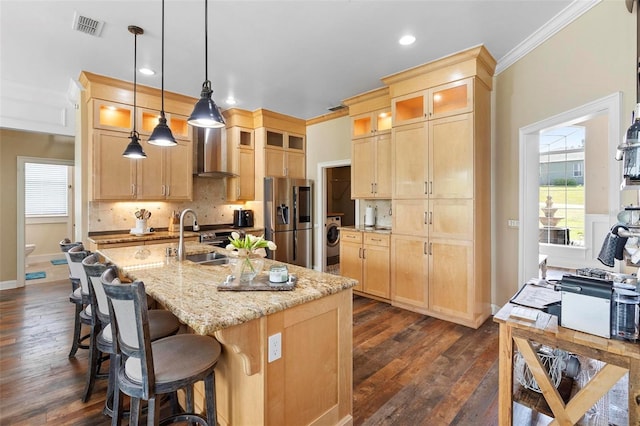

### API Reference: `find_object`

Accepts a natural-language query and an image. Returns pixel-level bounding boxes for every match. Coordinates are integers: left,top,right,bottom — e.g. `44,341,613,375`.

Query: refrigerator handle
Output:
293,229,297,261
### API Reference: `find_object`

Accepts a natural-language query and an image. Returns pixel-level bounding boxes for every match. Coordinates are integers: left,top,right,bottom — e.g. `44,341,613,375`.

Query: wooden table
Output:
494,300,640,425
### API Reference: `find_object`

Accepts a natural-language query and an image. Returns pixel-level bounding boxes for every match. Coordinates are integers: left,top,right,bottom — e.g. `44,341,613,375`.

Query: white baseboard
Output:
0,280,18,290
491,304,501,315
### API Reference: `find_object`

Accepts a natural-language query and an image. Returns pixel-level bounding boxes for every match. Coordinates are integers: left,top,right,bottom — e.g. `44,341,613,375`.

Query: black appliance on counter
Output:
233,209,254,228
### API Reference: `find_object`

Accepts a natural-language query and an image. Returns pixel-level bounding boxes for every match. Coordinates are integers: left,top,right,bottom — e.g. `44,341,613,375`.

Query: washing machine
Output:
326,216,341,265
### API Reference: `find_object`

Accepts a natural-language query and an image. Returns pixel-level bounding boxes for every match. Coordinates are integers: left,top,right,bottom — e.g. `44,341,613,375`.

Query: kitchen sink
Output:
186,252,229,265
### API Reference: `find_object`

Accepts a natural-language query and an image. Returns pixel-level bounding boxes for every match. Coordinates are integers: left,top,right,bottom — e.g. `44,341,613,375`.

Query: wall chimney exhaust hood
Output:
193,127,237,178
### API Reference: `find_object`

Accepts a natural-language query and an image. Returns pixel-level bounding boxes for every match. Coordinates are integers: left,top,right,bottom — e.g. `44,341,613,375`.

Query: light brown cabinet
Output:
260,129,306,179
393,113,474,200
382,46,495,328
392,77,474,126
391,234,474,320
351,132,392,198
340,230,390,300
92,129,192,201
343,90,392,200
226,126,255,201
339,230,363,292
81,73,196,202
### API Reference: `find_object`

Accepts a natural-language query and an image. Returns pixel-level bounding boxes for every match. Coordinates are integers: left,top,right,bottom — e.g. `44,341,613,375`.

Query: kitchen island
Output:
99,242,357,426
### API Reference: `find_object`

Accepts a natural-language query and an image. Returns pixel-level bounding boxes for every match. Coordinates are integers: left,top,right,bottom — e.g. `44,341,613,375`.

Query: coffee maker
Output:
233,208,254,228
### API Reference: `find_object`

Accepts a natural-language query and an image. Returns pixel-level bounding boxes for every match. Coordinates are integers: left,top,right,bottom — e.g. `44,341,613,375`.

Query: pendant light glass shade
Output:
188,0,226,129
123,131,147,158
148,0,177,146
123,25,147,159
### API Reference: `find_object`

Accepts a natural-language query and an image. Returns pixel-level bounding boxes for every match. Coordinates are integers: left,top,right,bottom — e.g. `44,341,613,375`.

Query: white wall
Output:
306,116,351,270
494,0,635,305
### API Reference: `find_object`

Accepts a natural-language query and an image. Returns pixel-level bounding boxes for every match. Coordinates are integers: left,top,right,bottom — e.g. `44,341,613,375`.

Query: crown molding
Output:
495,0,601,75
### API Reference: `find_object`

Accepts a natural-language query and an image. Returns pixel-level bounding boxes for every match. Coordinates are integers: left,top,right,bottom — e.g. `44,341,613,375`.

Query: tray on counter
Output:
216,273,296,291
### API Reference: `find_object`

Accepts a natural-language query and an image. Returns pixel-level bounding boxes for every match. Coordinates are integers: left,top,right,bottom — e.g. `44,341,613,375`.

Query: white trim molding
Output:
496,0,602,75
0,79,76,136
518,92,621,284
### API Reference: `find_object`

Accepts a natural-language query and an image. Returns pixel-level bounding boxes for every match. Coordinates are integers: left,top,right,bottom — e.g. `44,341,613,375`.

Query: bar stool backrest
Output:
82,254,112,325
103,279,154,399
67,245,91,296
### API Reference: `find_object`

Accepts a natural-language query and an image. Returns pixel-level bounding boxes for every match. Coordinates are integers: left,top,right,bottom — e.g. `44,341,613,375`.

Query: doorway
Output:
317,160,354,273
17,157,74,288
518,93,621,283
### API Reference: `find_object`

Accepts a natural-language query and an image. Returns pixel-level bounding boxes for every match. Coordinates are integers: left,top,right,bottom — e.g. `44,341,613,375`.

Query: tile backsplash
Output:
88,177,262,232
357,199,392,228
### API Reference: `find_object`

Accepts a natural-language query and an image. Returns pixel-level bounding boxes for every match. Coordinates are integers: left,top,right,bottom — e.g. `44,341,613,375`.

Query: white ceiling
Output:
1,0,574,120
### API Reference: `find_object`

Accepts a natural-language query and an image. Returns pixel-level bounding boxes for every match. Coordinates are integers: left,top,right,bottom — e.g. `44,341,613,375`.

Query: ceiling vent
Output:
327,104,347,112
72,12,104,37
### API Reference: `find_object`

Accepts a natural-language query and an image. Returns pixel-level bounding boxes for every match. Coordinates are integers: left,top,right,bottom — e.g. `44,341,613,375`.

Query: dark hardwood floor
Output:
352,295,500,426
1,279,524,425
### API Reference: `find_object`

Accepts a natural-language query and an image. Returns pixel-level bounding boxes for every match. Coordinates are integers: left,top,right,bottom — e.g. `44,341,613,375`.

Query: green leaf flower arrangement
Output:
226,232,277,257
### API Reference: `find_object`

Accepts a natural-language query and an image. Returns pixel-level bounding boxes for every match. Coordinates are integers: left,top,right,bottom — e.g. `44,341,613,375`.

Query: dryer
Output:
325,216,341,264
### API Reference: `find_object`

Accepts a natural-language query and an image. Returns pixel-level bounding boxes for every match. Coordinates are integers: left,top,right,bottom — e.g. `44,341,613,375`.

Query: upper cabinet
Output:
138,108,192,141
392,78,473,126
343,87,392,199
254,109,307,183
351,108,392,139
79,71,195,202
223,108,256,202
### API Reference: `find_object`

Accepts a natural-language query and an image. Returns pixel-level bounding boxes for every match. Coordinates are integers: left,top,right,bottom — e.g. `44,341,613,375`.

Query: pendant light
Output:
187,0,226,128
123,25,147,159
148,0,177,146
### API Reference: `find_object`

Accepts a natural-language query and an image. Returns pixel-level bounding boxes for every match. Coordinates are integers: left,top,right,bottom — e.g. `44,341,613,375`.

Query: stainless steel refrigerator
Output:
264,177,313,268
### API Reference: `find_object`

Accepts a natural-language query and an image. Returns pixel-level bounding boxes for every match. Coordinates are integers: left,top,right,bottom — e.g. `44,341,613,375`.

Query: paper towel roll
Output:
364,206,375,227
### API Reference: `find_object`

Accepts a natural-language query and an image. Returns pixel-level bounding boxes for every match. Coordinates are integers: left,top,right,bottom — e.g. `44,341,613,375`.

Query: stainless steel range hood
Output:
193,127,237,178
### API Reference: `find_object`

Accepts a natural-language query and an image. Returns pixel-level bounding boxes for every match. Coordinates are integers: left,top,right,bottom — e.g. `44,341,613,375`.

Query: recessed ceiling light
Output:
399,35,416,46
225,97,237,105
139,68,155,75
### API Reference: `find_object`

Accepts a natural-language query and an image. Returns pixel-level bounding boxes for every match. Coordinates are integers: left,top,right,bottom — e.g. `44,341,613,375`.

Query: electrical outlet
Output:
268,332,282,362
508,219,520,228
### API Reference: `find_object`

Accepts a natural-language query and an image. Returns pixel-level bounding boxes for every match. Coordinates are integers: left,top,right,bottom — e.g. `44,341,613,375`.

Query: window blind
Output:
25,163,68,216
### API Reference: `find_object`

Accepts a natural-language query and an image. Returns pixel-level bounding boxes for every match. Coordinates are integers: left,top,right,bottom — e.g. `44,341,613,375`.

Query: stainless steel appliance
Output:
264,177,313,268
199,229,234,248
233,209,254,228
326,216,341,264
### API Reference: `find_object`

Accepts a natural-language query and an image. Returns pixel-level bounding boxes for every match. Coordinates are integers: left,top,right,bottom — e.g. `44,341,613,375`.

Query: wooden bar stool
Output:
103,278,221,425
65,243,92,358
89,264,181,420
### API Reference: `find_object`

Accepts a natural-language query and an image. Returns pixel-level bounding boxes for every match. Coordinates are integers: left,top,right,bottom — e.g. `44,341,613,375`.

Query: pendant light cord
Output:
204,0,208,82
161,0,166,115
133,29,138,134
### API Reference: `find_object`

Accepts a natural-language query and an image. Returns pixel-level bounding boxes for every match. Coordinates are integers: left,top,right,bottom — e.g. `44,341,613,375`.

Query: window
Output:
25,163,69,217
573,163,583,178
539,126,585,246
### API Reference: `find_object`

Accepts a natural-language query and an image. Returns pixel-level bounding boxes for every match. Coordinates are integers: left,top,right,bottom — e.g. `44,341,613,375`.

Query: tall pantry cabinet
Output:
383,46,495,329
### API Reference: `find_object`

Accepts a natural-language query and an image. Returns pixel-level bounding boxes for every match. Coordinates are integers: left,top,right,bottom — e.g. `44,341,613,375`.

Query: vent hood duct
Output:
193,127,237,178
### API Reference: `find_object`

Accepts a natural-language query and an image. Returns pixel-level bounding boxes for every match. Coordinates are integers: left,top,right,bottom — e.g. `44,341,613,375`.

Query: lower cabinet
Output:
391,234,483,327
340,230,390,300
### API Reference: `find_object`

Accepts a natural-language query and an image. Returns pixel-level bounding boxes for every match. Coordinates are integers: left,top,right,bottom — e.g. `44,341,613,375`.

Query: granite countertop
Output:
98,243,357,335
339,225,392,235
88,231,201,245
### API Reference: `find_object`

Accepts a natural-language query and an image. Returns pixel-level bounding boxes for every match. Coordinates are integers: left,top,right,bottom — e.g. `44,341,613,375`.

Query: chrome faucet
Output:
178,208,199,261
